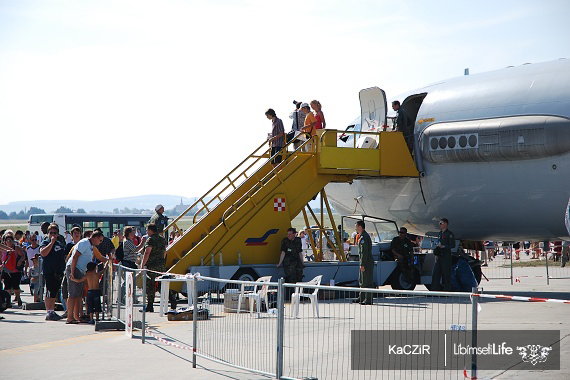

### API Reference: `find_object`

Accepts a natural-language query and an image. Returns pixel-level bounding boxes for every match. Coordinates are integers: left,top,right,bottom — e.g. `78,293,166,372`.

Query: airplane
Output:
326,59,570,242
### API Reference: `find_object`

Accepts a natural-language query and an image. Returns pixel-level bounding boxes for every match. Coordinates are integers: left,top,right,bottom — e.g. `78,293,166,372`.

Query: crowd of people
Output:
265,99,327,166
0,204,171,322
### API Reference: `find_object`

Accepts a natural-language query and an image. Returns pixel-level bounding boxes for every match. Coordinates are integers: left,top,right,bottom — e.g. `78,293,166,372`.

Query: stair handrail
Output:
220,134,316,228
164,138,272,234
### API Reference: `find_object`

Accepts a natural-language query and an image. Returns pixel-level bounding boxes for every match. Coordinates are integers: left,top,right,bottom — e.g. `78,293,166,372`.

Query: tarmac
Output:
1,266,568,380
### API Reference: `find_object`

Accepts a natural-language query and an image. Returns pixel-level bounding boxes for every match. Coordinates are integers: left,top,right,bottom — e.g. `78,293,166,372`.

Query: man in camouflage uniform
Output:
141,223,166,312
149,204,169,237
277,228,304,299
355,220,374,305
391,227,415,283
431,218,455,291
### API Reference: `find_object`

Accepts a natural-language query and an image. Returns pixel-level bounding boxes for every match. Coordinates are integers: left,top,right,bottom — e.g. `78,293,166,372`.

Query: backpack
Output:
0,289,12,312
115,242,124,262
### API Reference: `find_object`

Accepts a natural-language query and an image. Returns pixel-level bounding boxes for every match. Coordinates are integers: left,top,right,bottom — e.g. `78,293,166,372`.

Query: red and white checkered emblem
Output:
274,198,286,212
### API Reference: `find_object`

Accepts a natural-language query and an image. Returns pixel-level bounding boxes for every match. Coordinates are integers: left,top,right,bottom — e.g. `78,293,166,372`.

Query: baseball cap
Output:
155,204,164,211
300,102,309,108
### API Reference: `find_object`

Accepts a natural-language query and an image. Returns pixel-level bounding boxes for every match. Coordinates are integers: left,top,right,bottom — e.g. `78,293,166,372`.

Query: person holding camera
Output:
289,101,308,150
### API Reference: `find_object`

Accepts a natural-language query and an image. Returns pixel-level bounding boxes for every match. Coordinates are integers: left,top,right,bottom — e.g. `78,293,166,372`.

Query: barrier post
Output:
102,266,108,320
142,269,147,344
108,264,114,320
117,266,123,321
545,249,550,285
510,244,513,285
276,277,284,379
192,275,198,368
471,287,479,380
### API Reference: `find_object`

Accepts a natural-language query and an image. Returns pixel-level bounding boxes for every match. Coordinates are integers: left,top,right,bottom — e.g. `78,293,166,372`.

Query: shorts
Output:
44,272,63,298
65,265,85,298
61,275,68,300
86,289,102,313
2,271,21,291
31,277,41,295
271,146,283,165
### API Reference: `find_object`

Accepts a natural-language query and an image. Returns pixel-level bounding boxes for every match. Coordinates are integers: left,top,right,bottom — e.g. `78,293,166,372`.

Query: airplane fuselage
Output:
327,60,570,241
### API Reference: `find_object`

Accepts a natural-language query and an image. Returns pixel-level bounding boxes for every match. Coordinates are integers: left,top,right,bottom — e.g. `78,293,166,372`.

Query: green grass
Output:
505,259,566,268
0,220,28,232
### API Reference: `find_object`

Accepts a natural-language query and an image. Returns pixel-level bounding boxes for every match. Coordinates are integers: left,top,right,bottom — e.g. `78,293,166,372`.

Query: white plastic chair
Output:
291,275,323,318
237,276,272,318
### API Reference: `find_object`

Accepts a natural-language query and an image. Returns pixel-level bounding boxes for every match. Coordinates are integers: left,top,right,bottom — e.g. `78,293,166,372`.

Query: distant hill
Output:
0,194,196,214
0,194,327,216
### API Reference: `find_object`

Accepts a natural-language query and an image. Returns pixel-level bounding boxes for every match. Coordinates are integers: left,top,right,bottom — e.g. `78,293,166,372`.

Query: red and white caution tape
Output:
473,293,570,304
145,329,195,351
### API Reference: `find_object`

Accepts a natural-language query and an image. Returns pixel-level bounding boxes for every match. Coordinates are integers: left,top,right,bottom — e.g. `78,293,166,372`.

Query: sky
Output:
1,0,569,204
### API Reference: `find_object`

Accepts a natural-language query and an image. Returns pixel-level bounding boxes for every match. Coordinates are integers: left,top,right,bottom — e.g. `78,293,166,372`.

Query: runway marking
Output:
0,331,123,357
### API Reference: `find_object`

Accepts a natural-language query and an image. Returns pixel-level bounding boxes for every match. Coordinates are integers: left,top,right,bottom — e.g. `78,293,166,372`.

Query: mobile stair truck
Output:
163,87,428,294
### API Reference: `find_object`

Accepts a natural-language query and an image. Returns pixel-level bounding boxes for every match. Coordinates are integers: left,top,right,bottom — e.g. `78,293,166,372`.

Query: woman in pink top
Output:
310,100,326,130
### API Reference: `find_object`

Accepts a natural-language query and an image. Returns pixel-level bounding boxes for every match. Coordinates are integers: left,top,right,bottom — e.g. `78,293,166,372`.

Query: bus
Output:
28,213,154,238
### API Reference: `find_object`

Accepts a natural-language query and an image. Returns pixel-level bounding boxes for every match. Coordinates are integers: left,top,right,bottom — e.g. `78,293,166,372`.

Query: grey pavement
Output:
1,267,569,379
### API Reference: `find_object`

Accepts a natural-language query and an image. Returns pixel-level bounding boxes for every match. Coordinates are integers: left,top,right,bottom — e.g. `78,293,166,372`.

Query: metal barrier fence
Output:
101,263,147,339
475,245,513,281
190,275,476,380
466,244,570,283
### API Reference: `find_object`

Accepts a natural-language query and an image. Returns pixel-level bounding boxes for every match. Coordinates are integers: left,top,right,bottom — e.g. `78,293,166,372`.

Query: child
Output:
71,261,106,324
29,254,41,302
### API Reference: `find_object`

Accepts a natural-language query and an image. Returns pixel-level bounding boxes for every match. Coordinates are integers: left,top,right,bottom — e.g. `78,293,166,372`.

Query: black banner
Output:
351,330,560,371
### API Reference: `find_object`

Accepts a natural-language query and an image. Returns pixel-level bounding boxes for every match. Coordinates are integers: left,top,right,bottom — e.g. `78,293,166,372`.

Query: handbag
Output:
434,246,442,257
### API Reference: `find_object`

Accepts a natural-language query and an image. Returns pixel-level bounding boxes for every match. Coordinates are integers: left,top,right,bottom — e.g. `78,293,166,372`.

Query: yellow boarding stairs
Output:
164,129,418,290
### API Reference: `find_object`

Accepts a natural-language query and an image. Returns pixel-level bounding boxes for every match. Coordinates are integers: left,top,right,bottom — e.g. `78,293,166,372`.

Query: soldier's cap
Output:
399,227,408,233
155,204,164,212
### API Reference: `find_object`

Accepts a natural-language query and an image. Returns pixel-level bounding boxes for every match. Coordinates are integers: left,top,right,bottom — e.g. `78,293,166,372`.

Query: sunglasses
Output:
49,231,58,235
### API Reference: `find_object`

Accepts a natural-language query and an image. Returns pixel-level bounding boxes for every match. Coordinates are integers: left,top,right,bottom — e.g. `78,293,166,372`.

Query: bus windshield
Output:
29,214,54,225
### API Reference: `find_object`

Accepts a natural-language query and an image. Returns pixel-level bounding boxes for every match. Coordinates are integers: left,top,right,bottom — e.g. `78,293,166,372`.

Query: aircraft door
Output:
359,87,387,133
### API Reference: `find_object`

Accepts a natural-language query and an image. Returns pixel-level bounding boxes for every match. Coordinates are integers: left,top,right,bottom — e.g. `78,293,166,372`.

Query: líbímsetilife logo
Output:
517,344,552,366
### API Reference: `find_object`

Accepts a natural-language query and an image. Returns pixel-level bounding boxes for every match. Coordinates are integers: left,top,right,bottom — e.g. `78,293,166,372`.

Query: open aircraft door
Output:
358,87,387,148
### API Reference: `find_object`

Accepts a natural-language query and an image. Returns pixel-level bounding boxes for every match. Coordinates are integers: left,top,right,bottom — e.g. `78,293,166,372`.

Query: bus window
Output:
83,221,96,229
30,214,54,225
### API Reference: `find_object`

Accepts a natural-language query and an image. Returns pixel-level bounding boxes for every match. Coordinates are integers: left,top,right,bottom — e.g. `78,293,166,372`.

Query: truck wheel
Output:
231,268,259,282
390,268,417,291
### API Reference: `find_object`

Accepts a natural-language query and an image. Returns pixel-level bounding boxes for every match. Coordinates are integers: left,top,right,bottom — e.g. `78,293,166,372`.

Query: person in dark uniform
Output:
277,228,304,300
149,204,169,238
392,100,414,153
431,218,455,291
354,220,374,305
277,228,304,281
141,223,167,312
391,227,415,282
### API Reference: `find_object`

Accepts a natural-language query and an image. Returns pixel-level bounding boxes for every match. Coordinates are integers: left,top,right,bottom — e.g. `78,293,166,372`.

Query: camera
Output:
293,100,299,105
